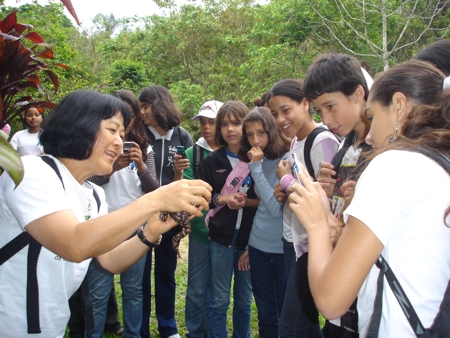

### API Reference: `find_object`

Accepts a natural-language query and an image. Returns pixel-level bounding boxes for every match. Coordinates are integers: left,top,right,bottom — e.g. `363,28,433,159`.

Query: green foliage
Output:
0,9,61,127
106,59,147,93
303,0,450,71
0,135,24,186
169,80,207,140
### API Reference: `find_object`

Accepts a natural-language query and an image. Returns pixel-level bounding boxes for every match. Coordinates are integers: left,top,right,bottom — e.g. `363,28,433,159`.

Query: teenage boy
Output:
303,53,373,338
173,100,223,338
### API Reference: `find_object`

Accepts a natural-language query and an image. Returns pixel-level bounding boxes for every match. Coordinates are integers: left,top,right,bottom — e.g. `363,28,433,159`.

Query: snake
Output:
159,211,191,258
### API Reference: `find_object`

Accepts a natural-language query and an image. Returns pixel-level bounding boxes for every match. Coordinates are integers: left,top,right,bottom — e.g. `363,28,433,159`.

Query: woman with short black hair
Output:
0,90,211,338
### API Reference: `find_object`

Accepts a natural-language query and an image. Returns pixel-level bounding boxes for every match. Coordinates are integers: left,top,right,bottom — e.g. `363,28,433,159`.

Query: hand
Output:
276,160,291,180
341,180,356,212
144,212,178,240
274,182,287,204
317,162,337,198
227,192,247,210
153,179,212,217
247,146,264,162
127,142,145,172
112,153,133,173
238,249,250,271
174,153,190,174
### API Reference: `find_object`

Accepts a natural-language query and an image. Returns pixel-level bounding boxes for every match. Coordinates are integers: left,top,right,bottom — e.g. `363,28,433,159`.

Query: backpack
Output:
0,156,100,334
330,131,356,179
367,255,450,338
367,148,450,338
192,143,204,179
304,126,334,178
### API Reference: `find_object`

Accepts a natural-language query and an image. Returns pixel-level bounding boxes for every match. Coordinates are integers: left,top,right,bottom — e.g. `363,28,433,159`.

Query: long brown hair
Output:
239,107,290,161
138,85,183,131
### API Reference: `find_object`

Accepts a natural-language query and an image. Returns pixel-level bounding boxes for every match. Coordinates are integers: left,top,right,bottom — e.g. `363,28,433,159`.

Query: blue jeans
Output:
208,231,252,338
248,245,286,338
185,237,210,338
279,240,323,338
88,256,146,338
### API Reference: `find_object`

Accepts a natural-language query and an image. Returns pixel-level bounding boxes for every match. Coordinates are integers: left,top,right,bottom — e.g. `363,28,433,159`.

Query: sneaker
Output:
167,334,181,338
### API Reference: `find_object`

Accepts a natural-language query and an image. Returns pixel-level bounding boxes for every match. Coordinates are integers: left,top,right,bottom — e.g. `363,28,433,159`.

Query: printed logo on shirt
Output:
240,175,252,194
166,145,177,168
128,161,136,173
216,169,227,173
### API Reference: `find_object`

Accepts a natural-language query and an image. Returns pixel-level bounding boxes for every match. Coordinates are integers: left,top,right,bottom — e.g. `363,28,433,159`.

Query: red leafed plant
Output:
0,8,67,186
0,8,68,129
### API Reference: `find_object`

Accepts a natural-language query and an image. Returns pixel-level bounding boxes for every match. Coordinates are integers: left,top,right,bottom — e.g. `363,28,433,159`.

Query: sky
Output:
3,0,163,28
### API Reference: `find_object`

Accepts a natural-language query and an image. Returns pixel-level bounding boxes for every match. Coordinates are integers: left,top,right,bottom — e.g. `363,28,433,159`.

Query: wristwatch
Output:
137,224,162,248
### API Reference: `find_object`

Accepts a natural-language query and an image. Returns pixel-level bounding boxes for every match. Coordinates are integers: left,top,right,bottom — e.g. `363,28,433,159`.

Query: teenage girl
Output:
267,79,339,338
198,101,258,338
10,107,44,156
289,60,450,337
87,90,159,338
238,107,290,338
138,85,194,338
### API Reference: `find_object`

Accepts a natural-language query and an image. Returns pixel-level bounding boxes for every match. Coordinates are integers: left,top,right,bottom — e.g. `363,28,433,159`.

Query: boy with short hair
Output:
303,53,373,338
173,100,223,338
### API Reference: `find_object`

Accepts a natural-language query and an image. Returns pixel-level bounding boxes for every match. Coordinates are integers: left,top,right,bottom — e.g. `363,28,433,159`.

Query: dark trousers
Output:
279,240,323,338
141,225,181,338
67,281,120,337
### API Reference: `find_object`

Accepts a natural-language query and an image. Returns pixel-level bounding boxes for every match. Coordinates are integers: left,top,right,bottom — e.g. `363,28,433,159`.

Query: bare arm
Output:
289,169,382,319
96,212,177,273
25,179,211,264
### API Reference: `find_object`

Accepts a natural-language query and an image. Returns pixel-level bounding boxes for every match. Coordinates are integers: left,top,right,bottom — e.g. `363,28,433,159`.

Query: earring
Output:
389,122,400,144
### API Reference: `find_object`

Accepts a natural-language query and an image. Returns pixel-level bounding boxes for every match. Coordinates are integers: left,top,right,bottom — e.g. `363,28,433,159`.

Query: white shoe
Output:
167,334,181,338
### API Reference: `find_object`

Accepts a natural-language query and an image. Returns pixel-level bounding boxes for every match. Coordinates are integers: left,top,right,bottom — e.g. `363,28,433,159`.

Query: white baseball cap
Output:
191,100,223,121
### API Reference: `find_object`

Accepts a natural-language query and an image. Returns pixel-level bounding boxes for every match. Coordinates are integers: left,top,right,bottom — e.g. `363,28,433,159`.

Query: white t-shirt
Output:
344,150,450,337
0,155,107,338
101,144,154,212
282,129,339,243
9,129,44,156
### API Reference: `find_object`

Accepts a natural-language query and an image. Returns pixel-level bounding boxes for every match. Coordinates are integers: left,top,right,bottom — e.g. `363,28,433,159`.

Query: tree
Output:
0,8,67,185
305,0,450,70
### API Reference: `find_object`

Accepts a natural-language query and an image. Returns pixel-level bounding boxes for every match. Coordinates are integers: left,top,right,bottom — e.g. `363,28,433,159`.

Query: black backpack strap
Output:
304,126,329,179
41,155,65,191
26,237,43,333
193,144,204,179
179,126,190,149
0,231,32,264
330,130,356,180
0,155,96,334
368,255,425,337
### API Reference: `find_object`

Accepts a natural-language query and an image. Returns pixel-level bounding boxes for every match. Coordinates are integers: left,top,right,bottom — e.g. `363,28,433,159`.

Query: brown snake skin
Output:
159,211,191,258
